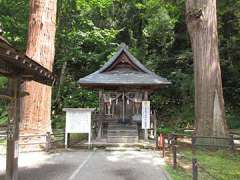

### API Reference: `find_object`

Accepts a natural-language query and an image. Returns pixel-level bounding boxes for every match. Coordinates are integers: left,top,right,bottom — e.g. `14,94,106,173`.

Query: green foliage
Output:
0,0,240,129
76,0,113,10
0,109,8,125
157,127,171,135
0,0,29,50
51,114,65,129
53,0,240,130
218,1,240,110
226,109,240,129
0,77,7,88
0,77,8,125
143,0,176,52
168,104,194,129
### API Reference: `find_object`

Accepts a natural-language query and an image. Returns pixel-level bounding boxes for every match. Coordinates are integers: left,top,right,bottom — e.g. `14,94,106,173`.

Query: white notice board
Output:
63,108,95,148
66,111,91,133
142,101,150,129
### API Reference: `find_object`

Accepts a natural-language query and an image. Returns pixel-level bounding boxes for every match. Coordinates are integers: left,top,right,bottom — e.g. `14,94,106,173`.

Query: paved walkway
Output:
0,150,170,180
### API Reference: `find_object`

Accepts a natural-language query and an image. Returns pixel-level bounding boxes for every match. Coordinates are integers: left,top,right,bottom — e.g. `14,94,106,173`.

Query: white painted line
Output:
68,151,94,180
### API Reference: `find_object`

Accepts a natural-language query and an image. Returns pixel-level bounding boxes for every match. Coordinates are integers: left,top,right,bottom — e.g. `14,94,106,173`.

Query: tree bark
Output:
20,0,57,134
186,0,229,140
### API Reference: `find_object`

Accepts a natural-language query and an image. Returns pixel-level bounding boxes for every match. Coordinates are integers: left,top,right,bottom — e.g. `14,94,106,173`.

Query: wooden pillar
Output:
112,102,115,117
122,91,125,123
153,110,157,139
144,91,148,141
99,90,104,114
172,144,177,169
192,158,198,180
97,90,104,140
6,77,21,180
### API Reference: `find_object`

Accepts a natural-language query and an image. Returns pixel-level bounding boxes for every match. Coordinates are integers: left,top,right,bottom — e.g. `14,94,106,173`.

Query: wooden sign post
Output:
5,78,21,180
142,100,150,141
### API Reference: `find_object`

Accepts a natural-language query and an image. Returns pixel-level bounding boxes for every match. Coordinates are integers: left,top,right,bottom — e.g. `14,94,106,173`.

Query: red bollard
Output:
159,133,164,148
158,133,165,157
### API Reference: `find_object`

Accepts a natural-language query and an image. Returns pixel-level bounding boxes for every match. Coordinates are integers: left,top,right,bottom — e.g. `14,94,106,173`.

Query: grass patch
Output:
190,150,240,180
165,165,191,180
165,147,240,180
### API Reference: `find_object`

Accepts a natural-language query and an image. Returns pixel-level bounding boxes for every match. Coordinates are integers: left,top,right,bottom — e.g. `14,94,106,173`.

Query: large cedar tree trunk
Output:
20,0,57,134
186,0,229,140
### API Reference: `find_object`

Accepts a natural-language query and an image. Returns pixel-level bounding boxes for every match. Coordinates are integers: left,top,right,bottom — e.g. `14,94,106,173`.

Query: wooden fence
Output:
0,128,65,153
167,133,240,180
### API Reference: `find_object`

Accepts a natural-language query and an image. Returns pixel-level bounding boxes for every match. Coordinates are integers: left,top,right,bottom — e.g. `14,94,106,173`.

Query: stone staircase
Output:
107,121,139,143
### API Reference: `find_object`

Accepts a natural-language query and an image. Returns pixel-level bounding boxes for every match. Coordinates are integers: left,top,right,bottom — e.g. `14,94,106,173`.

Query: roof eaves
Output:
78,43,172,85
0,35,56,86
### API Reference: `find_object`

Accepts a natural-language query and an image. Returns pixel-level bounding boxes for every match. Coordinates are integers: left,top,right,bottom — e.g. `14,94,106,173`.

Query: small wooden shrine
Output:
79,43,170,143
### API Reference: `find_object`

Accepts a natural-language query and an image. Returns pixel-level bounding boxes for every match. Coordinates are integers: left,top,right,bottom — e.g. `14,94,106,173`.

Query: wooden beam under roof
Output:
0,36,56,86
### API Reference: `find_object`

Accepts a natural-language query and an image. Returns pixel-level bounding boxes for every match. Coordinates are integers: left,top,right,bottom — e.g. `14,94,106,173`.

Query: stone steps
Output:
105,147,141,151
108,129,138,132
108,123,137,128
108,133,138,137
107,122,139,143
107,136,139,143
108,126,137,130
108,130,138,136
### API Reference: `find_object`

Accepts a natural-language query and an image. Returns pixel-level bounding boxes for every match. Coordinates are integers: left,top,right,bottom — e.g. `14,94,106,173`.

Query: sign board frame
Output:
63,108,95,148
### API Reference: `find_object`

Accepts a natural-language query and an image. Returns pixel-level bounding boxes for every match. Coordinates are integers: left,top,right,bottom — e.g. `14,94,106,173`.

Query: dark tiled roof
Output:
78,43,171,88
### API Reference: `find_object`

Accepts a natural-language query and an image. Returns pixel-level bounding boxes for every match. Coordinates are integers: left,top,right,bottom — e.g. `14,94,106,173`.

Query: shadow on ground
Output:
0,163,72,180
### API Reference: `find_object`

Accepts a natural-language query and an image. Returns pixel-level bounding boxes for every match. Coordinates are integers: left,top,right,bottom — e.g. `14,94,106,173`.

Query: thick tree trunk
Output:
186,0,229,141
20,0,57,134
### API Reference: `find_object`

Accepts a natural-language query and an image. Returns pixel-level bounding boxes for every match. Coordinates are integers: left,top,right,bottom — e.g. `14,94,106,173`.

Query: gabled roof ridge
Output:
123,48,153,74
98,43,154,74
78,43,171,87
98,45,126,73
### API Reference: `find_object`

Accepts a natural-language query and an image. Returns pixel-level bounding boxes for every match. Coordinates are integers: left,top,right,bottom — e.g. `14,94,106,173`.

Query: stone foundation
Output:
19,133,48,152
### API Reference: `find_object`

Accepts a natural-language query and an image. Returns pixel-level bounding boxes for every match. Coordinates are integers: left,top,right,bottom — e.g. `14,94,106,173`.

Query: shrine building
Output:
79,43,170,143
